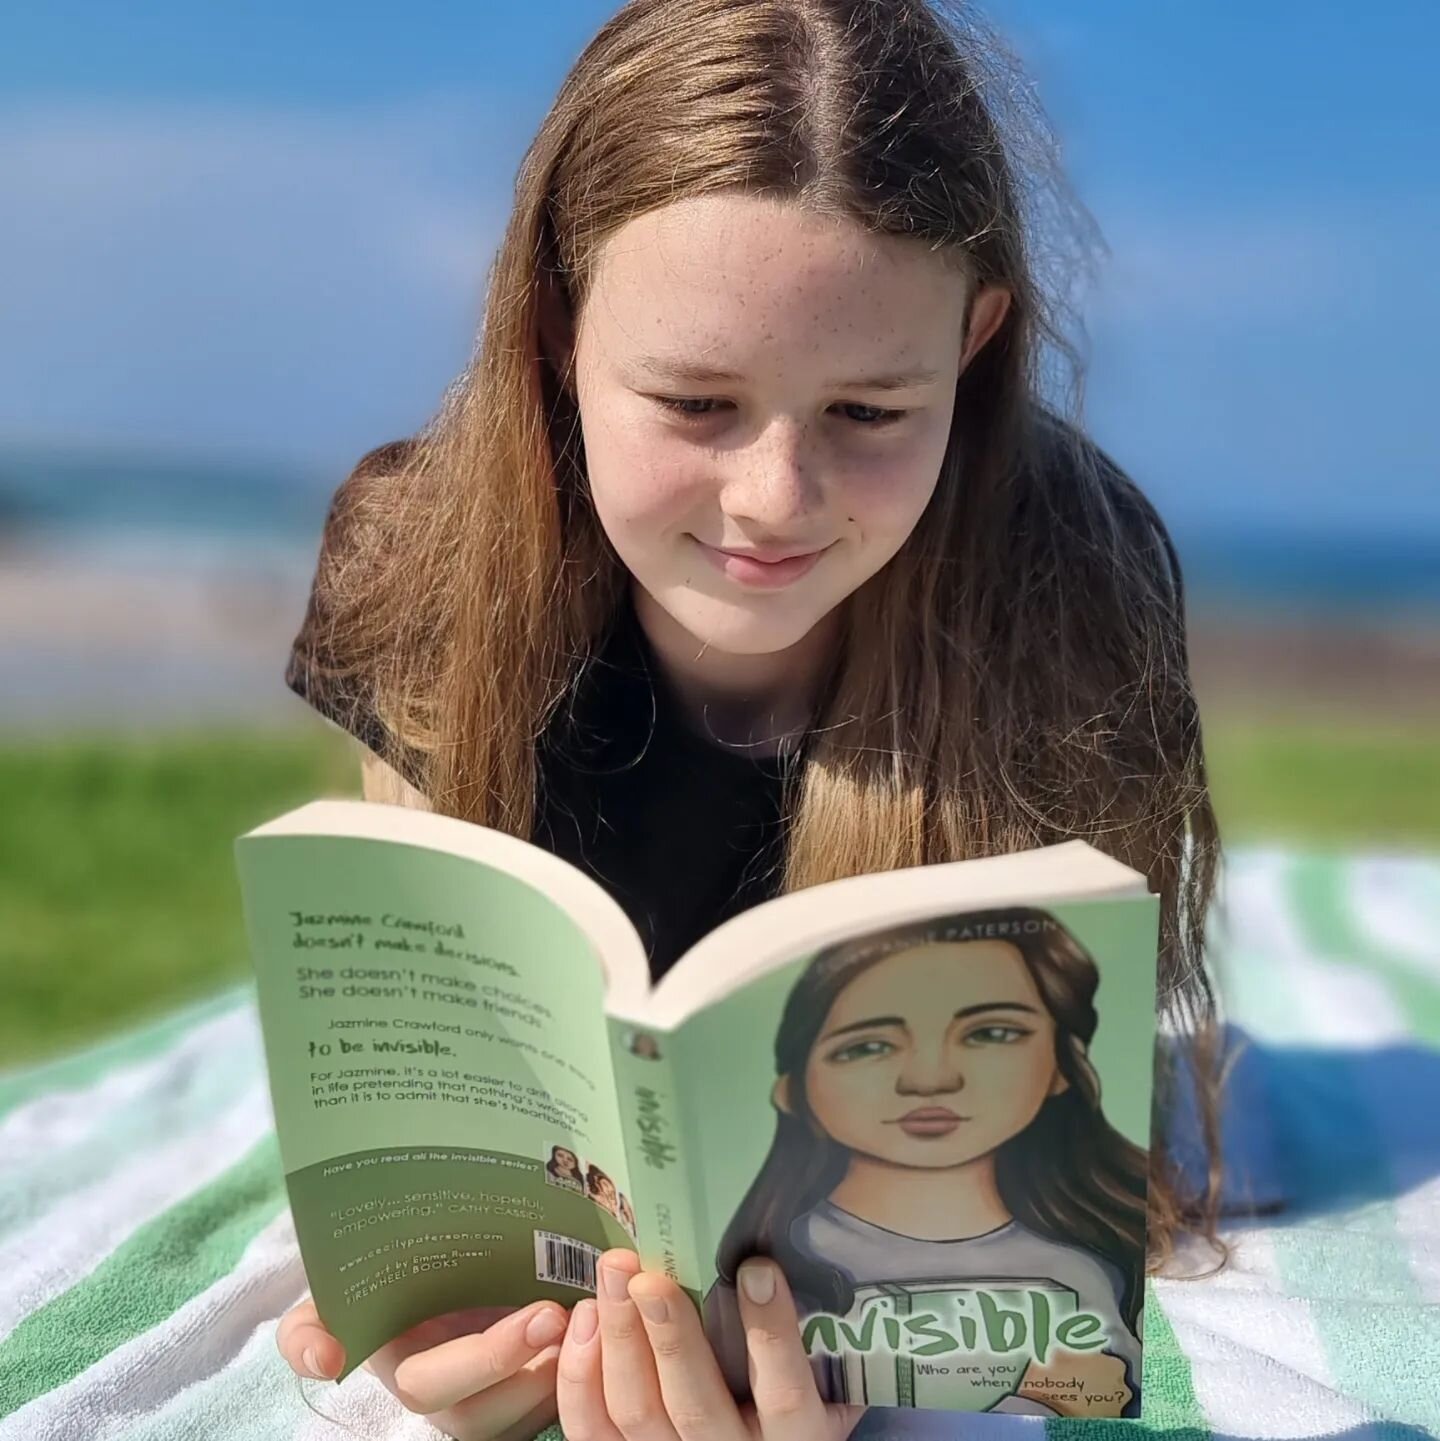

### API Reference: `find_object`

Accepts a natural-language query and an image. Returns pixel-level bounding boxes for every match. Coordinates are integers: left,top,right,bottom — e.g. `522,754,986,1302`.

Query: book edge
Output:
238,799,654,1011
634,841,1151,1030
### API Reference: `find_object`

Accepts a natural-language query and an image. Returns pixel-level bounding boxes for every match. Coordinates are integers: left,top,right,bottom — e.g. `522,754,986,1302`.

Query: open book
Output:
234,800,1159,1420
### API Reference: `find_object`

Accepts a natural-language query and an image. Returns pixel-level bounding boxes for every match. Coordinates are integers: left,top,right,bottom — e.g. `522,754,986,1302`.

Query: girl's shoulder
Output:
315,437,423,548
345,436,421,485
1023,406,1182,610
284,436,427,783
288,435,420,661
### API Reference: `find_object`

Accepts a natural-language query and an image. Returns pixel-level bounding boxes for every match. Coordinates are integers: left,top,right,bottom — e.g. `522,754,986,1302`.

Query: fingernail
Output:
601,1261,631,1302
629,1281,668,1324
302,1345,326,1379
525,1306,566,1347
571,1299,598,1344
739,1260,775,1305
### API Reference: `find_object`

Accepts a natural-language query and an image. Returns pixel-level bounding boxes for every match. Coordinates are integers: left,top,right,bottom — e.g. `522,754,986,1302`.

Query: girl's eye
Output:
838,403,906,426
825,1037,897,1064
965,1026,1032,1046
653,397,906,427
656,396,726,418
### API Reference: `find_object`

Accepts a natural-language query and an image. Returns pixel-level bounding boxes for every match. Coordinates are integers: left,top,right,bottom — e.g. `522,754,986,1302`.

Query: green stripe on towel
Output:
1268,856,1440,1435
0,982,253,1123
1046,1282,1207,1441
0,1134,286,1415
1291,857,1440,1045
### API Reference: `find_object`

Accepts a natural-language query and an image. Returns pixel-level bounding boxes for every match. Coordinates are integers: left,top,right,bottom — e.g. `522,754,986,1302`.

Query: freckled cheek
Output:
834,450,943,538
587,435,712,531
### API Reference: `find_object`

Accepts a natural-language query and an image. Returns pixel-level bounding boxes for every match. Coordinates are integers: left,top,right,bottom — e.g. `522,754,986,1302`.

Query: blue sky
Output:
2,0,1436,533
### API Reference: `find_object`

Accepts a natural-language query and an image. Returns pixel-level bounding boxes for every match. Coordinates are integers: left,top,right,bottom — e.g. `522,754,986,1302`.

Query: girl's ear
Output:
1048,1068,1071,1098
771,1074,794,1114
958,283,1011,376
537,265,577,386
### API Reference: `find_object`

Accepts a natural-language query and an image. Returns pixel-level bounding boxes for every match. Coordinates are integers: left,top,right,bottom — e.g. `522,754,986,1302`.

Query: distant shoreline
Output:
1187,613,1440,723
0,541,1435,732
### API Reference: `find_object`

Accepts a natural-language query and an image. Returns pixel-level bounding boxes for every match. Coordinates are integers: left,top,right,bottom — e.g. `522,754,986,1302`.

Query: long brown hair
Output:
295,0,1231,1278
716,908,1149,1336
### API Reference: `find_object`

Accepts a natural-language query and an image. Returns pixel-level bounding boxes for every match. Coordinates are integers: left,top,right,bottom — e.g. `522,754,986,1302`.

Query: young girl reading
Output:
273,0,1230,1435
704,906,1146,1420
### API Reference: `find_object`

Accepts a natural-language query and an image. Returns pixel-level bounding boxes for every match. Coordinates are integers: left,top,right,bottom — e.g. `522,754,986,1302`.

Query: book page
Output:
235,832,637,1381
669,893,1158,1420
627,839,1149,1030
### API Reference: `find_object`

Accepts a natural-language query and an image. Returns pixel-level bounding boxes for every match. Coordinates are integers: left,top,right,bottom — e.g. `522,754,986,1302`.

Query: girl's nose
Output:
718,417,824,528
898,1046,965,1094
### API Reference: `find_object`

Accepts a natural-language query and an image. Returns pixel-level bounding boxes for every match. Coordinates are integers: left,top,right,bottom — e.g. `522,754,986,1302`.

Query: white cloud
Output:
1084,204,1353,327
0,95,517,462
2,96,1433,535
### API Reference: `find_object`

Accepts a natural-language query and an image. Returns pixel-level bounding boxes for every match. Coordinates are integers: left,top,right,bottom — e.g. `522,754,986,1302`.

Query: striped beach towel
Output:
1,847,1437,1439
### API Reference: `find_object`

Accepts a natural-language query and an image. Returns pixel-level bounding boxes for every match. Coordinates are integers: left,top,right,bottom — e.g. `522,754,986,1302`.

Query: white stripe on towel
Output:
0,1083,275,1334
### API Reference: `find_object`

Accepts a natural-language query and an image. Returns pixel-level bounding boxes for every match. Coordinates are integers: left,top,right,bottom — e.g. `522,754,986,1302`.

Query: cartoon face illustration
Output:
793,938,1069,1170
708,906,1149,1419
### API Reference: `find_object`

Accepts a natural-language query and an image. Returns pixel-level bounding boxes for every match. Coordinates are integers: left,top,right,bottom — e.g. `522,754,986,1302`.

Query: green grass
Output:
0,728,359,1072
1204,714,1440,851
1,716,1436,1071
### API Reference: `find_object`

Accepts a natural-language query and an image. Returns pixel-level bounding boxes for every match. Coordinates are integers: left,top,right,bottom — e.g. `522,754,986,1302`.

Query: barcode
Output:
534,1231,600,1292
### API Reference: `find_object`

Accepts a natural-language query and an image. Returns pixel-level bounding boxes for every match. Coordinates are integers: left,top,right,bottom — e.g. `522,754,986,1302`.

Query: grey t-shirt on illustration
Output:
794,1199,1141,1385
795,1204,1141,1429
704,1200,1141,1437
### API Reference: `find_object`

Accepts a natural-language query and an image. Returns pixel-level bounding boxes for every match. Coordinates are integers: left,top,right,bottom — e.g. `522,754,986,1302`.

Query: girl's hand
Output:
276,1294,569,1440
557,1248,866,1440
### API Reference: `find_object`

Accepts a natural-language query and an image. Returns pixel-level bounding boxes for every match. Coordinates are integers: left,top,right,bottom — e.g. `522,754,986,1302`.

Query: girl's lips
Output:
694,538,830,590
893,1107,969,1137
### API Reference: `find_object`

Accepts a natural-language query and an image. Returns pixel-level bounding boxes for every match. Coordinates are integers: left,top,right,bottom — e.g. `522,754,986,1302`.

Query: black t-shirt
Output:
285,584,789,983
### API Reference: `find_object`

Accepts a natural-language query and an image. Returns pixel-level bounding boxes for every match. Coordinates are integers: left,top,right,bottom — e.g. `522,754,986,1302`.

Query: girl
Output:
274,0,1231,1435
703,907,1146,1420
617,1193,639,1240
544,1145,585,1195
586,1165,621,1218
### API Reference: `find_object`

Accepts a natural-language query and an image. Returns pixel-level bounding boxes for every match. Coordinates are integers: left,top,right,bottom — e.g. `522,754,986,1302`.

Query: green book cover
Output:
235,800,1157,1420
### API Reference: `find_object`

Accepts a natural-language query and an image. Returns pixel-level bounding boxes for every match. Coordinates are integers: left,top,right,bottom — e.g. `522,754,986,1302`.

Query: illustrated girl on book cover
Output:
703,906,1148,1419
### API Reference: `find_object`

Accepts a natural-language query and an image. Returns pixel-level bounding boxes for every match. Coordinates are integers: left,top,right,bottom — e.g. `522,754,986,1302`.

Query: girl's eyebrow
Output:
820,1001,1039,1042
632,354,940,391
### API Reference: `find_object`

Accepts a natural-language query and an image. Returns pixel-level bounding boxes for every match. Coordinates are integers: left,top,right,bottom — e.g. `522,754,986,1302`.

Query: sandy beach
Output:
1186,609,1440,723
0,538,315,731
1,539,1436,734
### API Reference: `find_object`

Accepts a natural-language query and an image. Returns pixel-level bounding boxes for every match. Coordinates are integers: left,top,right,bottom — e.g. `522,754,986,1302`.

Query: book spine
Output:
606,1017,704,1304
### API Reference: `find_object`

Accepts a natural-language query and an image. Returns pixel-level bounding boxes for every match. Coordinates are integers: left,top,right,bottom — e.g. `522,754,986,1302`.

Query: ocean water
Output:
0,445,327,544
2,445,1437,618
1172,529,1440,617
4,447,1436,731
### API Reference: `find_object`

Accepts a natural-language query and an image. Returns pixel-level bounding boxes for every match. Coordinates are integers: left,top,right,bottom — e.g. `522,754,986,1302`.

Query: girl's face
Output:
597,1177,618,1208
553,1148,578,1174
566,192,1001,658
797,939,1069,1169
